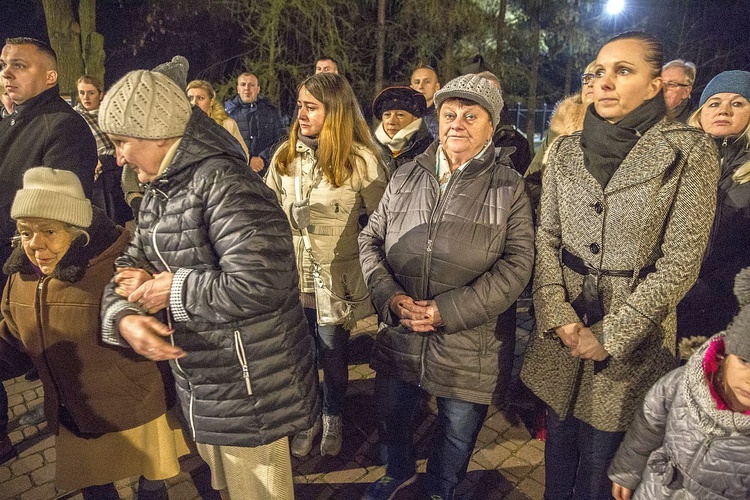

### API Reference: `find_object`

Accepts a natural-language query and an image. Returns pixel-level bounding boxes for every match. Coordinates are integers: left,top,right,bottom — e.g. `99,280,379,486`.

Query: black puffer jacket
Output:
359,143,534,404
101,109,319,447
678,138,750,339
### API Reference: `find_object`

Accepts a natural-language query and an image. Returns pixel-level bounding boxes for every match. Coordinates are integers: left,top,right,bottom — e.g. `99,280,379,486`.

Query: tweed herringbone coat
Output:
521,118,720,432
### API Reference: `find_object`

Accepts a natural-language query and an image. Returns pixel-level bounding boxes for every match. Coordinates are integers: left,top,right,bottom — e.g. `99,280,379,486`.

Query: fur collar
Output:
3,208,121,283
548,94,589,137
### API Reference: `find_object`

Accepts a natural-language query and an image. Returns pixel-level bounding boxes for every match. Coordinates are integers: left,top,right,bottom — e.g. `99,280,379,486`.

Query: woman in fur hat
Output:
609,267,750,500
0,167,189,499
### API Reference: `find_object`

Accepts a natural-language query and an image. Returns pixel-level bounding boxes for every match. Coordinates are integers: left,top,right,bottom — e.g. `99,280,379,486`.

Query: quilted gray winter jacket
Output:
358,142,534,405
608,334,750,499
100,109,319,447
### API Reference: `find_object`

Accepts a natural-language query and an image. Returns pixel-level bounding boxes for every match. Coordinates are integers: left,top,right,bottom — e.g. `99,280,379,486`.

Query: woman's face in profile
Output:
592,39,662,123
297,86,326,138
17,218,75,275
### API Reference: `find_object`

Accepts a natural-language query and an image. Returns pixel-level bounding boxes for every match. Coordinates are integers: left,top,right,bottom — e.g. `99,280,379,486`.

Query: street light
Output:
606,0,625,15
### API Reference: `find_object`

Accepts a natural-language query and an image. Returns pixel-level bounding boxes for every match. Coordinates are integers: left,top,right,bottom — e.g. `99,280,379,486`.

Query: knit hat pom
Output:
153,55,190,91
725,266,750,360
11,167,92,228
99,70,191,140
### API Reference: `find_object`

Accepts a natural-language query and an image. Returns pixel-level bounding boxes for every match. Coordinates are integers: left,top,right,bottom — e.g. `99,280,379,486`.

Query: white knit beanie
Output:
434,73,504,128
99,70,191,139
11,167,93,228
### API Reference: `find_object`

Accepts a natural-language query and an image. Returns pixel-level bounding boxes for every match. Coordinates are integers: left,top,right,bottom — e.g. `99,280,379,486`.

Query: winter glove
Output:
290,199,311,229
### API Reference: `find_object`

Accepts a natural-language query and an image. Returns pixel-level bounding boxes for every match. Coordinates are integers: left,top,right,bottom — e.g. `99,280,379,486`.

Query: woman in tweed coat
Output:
521,32,720,499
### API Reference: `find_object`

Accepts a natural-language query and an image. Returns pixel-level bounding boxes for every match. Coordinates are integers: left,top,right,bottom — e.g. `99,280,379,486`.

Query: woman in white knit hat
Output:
98,69,319,500
0,167,189,499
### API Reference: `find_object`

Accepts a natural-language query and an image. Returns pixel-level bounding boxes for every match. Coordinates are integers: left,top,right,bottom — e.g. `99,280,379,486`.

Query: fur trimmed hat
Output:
372,86,427,121
725,267,750,360
99,70,191,140
11,167,92,228
434,73,504,128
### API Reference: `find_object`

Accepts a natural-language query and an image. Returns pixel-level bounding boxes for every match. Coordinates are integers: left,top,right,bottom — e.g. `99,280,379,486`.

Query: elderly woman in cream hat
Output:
358,74,534,500
98,69,319,500
0,167,188,499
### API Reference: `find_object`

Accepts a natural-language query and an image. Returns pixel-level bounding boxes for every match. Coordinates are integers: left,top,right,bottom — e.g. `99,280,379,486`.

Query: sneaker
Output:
362,474,417,500
320,414,342,456
290,416,321,457
19,405,45,426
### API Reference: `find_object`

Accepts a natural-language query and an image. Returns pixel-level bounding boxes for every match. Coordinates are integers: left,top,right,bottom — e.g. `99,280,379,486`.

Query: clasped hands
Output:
113,267,186,361
389,294,443,333
555,321,609,361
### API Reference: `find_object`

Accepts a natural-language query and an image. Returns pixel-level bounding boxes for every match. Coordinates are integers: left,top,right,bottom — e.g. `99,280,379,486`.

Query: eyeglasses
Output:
581,73,595,85
663,81,690,89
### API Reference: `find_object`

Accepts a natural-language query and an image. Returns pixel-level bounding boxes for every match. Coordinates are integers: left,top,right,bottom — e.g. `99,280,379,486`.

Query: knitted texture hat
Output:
99,70,191,139
372,86,427,120
725,267,750,360
11,167,92,228
153,55,190,91
434,73,504,128
699,70,750,108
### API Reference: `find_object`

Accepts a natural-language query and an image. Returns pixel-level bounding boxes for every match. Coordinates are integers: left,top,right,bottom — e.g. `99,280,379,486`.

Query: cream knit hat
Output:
434,73,504,128
11,167,93,228
99,70,191,139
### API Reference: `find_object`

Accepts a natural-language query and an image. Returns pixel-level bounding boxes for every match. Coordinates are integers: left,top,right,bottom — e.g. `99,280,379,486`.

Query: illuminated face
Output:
109,134,169,184
237,74,260,103
410,68,440,106
661,66,692,110
0,43,57,105
17,218,75,275
381,109,417,138
438,99,493,163
297,86,326,138
187,87,213,115
723,354,750,412
699,93,750,138
592,39,662,123
77,82,103,111
315,59,338,74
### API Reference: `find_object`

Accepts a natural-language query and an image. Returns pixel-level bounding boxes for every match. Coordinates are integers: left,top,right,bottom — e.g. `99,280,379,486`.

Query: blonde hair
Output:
688,103,750,184
273,73,381,187
186,79,230,126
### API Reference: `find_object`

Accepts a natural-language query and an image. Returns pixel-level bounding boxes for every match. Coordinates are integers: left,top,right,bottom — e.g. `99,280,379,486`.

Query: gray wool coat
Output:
359,143,534,405
608,334,750,499
521,118,720,432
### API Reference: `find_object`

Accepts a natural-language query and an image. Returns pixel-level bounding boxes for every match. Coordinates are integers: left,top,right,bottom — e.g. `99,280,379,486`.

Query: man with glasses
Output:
662,59,696,123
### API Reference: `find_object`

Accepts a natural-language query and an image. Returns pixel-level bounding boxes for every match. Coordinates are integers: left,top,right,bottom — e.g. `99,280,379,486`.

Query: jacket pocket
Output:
234,330,253,396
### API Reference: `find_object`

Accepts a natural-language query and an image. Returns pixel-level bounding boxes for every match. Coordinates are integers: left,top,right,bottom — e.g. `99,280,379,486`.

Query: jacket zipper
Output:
686,436,713,476
233,330,253,395
150,206,197,439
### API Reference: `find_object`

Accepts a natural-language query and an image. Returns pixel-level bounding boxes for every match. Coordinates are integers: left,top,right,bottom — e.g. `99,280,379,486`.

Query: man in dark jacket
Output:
224,72,284,177
0,37,97,462
99,69,319,498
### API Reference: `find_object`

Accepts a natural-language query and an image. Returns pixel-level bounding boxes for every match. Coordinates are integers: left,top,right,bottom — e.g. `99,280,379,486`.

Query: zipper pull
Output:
426,239,433,252
722,137,728,148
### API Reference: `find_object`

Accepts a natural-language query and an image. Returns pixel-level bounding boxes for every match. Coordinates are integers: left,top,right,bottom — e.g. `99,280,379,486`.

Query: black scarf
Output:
580,93,666,188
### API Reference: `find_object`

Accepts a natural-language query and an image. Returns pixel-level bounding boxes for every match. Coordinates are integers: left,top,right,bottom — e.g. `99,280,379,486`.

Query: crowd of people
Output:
0,29,749,500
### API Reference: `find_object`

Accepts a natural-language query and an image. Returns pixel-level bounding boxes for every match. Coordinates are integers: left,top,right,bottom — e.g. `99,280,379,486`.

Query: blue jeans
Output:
544,406,626,500
304,308,349,416
375,374,488,500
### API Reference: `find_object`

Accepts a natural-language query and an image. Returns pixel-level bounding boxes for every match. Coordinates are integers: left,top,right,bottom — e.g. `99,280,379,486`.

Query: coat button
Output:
594,201,603,214
590,243,600,254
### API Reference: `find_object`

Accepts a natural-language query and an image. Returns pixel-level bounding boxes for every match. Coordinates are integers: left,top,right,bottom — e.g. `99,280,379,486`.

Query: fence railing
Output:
509,102,552,146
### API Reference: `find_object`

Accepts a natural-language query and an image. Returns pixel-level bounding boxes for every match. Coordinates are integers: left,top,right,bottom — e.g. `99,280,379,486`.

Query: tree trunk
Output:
525,9,541,155
42,0,104,97
375,0,386,95
78,0,104,84
495,0,508,77
563,54,573,97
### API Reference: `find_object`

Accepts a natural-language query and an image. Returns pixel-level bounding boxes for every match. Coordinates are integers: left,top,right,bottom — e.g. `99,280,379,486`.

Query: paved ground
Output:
1,311,545,500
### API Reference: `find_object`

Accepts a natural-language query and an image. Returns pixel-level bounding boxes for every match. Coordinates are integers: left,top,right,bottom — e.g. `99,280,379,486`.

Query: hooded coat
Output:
521,118,719,432
100,109,319,447
608,334,750,499
359,143,534,404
